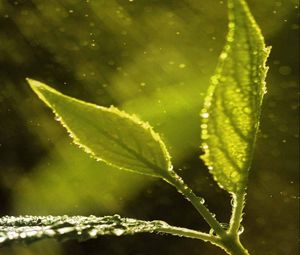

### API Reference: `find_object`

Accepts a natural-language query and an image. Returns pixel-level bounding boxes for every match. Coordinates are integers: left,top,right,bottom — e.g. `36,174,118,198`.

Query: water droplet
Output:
0,236,7,243
230,171,238,178
57,227,74,234
44,229,56,237
201,112,209,118
243,107,251,114
55,116,62,122
230,197,235,206
201,124,208,129
20,232,27,238
26,230,38,237
182,185,189,190
88,229,98,237
113,228,124,236
210,224,227,236
112,214,121,221
238,225,244,235
198,198,205,204
220,223,230,230
220,52,228,60
202,143,209,150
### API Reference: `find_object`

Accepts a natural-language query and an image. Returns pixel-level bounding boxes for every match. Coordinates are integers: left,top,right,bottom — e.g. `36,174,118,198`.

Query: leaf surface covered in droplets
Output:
27,79,172,179
0,215,171,246
200,0,271,193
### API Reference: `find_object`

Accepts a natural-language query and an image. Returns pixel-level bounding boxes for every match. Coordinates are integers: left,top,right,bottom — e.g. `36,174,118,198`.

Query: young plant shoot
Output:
0,0,270,254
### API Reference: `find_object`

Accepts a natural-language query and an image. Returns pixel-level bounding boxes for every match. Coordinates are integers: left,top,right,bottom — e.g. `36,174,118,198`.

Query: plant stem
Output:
157,221,250,255
229,192,246,235
221,236,250,255
164,171,250,255
164,171,227,238
155,224,220,245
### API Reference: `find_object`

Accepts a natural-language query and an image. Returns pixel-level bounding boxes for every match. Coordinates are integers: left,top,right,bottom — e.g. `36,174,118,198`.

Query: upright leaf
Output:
200,0,271,193
27,79,172,179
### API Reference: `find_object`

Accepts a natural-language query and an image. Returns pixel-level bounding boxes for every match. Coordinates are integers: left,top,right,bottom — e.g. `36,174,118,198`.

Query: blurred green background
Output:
0,0,298,254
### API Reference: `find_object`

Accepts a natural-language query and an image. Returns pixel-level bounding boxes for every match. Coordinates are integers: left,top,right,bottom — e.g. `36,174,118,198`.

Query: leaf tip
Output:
26,78,46,98
26,78,62,109
26,78,41,90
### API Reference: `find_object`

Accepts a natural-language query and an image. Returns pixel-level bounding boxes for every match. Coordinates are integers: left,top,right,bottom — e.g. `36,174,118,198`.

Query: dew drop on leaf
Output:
201,112,209,119
112,229,125,236
0,236,7,243
88,229,98,237
238,225,244,235
198,198,205,204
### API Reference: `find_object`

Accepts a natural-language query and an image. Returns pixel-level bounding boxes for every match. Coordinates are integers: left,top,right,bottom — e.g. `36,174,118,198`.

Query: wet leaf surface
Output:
200,0,271,193
0,215,169,246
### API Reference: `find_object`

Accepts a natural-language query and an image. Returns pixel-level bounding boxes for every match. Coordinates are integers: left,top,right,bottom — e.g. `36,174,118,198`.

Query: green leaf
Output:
27,79,172,179
0,215,213,246
200,0,271,193
0,215,167,246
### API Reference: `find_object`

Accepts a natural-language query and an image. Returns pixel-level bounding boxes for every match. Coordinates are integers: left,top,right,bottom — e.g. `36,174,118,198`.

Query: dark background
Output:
0,0,298,254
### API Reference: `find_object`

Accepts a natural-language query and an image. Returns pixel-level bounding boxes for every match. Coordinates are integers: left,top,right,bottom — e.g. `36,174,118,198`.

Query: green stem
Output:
221,236,250,255
229,192,246,235
157,222,250,255
164,171,250,255
163,171,227,238
156,225,220,245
